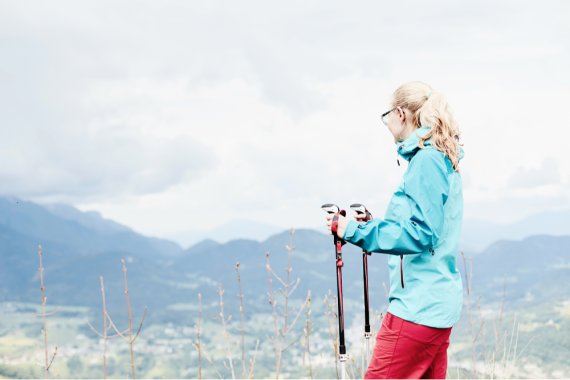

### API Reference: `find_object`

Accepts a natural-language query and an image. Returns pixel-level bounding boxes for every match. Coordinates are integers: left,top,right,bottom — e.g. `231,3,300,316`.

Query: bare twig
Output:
266,252,282,378
193,343,223,380
192,292,225,380
303,290,313,379
102,259,146,379
218,284,236,379
347,354,358,380
282,229,295,336
131,308,148,344
491,350,497,380
271,270,288,288
262,229,314,378
46,346,58,373
473,319,485,344
100,276,108,379
507,314,517,371
196,293,203,380
288,277,302,298
264,229,309,379
458,251,535,379
106,314,130,340
514,336,534,362
248,339,260,379
122,259,136,379
86,320,108,339
324,291,340,379
281,331,307,352
35,310,59,318
461,251,477,375
235,262,247,378
287,298,309,334
38,245,57,379
86,319,125,339
86,276,124,379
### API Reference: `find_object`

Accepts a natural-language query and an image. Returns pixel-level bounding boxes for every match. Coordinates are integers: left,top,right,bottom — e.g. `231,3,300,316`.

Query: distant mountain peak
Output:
167,218,288,247
187,238,220,251
462,208,570,253
43,203,132,235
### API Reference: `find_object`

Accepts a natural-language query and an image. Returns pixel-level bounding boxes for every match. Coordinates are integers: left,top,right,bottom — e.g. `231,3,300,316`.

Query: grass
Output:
1,296,569,378
1,239,569,379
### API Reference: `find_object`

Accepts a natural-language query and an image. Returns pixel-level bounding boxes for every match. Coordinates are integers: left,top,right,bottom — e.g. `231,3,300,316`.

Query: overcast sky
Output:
1,1,569,242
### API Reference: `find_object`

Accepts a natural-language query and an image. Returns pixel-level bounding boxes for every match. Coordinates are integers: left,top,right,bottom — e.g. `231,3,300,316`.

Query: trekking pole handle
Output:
322,203,348,357
350,203,373,221
322,203,340,214
322,203,347,238
353,203,373,337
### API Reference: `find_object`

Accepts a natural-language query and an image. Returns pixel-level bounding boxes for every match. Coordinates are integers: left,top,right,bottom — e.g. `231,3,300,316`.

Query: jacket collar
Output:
396,126,465,163
396,126,432,161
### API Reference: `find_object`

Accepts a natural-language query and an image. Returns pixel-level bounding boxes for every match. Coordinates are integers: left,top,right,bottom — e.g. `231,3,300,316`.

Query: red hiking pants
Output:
364,312,452,379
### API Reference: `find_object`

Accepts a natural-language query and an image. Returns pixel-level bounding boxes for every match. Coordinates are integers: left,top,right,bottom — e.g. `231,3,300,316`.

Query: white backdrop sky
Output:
1,1,569,242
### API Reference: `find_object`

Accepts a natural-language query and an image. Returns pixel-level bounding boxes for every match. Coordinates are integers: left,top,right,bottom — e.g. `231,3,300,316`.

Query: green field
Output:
1,295,569,379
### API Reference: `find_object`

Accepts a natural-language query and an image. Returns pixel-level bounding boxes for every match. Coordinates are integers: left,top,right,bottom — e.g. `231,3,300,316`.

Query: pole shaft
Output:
363,252,370,333
335,235,346,355
340,357,347,380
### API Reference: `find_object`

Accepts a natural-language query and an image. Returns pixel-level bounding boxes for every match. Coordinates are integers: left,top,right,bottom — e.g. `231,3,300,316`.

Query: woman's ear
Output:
397,107,406,122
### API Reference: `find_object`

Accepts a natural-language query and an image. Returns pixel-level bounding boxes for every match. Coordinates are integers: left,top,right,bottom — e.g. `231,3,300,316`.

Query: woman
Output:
325,81,463,379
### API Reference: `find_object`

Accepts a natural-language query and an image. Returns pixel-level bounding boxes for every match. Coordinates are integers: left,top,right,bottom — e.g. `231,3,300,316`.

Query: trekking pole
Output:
321,203,348,380
350,203,373,368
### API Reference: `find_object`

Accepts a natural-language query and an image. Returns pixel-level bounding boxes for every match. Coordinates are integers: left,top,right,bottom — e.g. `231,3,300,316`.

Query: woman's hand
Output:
354,213,369,223
325,213,349,239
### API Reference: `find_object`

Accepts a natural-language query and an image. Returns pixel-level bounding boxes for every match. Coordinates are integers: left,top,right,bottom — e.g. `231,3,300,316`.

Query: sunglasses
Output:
381,107,397,126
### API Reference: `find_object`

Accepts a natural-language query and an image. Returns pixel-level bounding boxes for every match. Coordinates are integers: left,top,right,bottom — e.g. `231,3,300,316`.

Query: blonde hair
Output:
392,81,461,171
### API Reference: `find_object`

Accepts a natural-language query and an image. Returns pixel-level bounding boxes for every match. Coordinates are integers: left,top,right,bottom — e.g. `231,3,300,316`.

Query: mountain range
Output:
160,209,570,251
0,196,568,319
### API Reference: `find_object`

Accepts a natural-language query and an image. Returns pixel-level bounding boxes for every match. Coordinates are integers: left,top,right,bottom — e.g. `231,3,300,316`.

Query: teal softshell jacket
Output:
343,126,463,328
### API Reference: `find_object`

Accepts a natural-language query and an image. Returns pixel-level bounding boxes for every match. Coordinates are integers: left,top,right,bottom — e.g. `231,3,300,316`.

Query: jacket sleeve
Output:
343,149,450,255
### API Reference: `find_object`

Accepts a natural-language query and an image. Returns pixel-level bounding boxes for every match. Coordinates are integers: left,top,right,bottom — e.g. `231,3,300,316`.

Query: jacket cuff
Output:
343,219,359,241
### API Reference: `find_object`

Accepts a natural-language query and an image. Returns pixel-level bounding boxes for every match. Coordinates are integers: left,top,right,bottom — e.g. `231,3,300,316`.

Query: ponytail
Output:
392,82,461,171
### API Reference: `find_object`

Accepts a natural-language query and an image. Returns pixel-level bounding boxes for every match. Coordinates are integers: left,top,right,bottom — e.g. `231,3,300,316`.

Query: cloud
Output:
1,0,569,237
508,158,560,189
0,127,217,201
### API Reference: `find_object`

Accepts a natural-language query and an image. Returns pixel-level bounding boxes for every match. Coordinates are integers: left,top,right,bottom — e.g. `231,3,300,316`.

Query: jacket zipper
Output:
400,254,405,288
